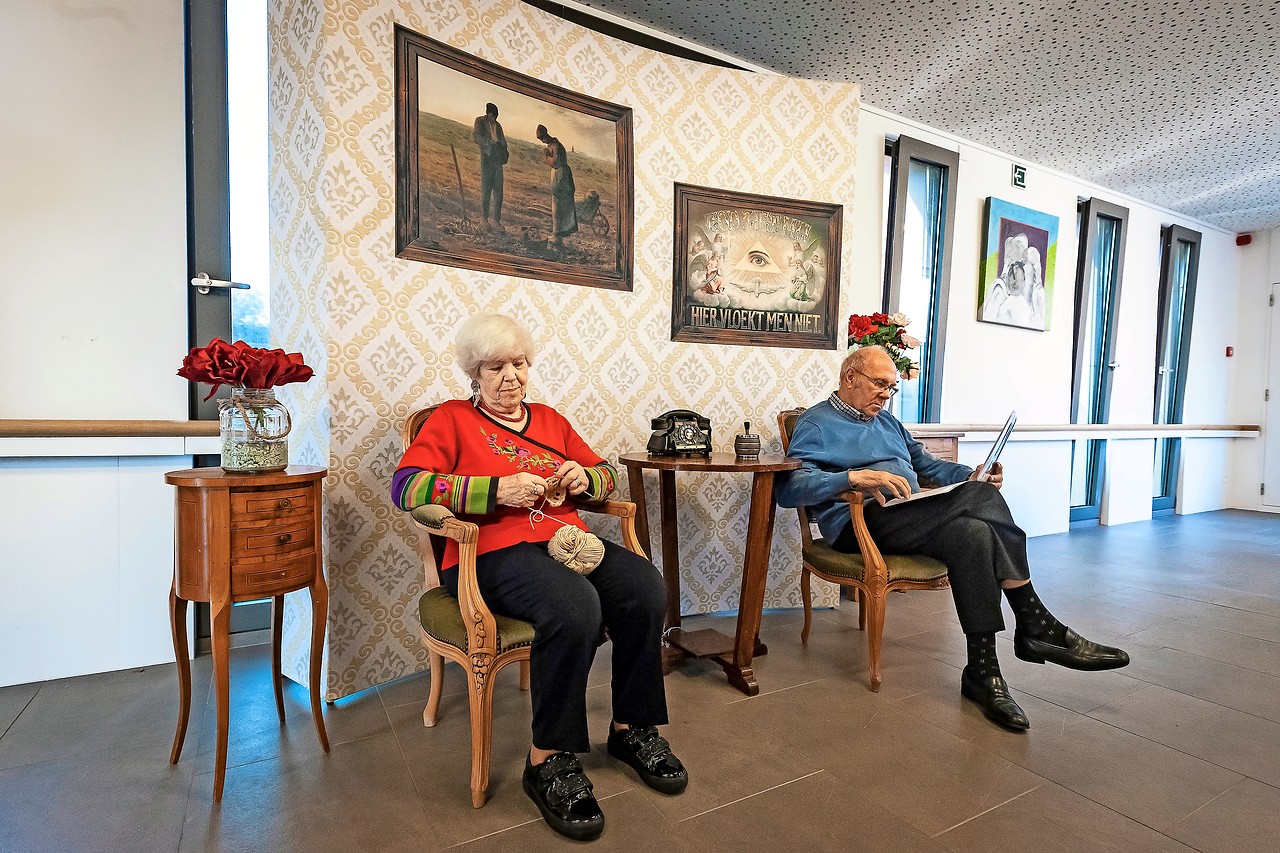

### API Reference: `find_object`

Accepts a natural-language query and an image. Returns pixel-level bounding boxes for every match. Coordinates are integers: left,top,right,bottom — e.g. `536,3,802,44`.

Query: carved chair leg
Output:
857,588,867,631
864,591,887,693
467,664,498,809
519,660,530,691
800,566,813,644
423,650,445,728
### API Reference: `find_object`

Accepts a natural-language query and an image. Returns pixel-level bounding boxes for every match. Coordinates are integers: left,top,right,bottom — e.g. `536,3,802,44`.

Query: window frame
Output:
1152,223,1202,511
1068,198,1129,521
882,135,959,423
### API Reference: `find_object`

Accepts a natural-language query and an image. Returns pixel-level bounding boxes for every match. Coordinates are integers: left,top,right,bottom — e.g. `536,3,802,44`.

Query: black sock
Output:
1003,582,1066,644
964,632,1001,680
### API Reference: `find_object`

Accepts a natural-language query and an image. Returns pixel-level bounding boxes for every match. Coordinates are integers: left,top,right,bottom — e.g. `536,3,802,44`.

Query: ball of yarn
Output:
547,526,605,574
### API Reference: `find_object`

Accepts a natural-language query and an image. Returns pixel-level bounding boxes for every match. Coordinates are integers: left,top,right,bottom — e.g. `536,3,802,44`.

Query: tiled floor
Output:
3,510,1279,852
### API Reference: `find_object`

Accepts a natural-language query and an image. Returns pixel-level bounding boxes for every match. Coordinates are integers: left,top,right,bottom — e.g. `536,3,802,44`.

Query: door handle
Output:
190,272,251,294
1107,362,1119,369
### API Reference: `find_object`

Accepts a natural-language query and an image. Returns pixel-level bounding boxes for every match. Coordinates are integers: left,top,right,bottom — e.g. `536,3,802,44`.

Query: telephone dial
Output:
647,409,712,456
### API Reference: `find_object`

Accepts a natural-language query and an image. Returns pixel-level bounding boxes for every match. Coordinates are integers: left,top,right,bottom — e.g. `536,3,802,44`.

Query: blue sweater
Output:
775,402,972,542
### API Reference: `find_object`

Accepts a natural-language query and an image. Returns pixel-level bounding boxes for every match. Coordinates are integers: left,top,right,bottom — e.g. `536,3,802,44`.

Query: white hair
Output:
455,313,536,380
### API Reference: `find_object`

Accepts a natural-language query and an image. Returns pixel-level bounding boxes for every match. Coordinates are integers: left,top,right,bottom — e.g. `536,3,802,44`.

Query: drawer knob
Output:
279,533,292,544
279,498,292,508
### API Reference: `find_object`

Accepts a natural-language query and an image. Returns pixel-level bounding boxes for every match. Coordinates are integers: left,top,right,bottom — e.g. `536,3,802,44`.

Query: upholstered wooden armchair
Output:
777,408,950,692
400,405,646,808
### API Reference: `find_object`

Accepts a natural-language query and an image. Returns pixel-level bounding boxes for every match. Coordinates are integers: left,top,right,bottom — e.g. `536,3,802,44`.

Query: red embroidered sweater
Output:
393,400,617,569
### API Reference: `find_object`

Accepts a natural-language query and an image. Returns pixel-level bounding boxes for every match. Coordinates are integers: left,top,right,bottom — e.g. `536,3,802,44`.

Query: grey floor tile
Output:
935,781,1198,853
1167,778,1280,853
180,730,438,853
1088,684,1280,788
0,680,40,737
0,660,210,772
0,736,194,853
675,769,949,852
1127,619,1280,678
1122,644,1280,722
898,683,1242,831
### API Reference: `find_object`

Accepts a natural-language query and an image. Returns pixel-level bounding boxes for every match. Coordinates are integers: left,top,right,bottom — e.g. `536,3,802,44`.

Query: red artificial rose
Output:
848,315,878,341
870,312,891,325
177,338,314,399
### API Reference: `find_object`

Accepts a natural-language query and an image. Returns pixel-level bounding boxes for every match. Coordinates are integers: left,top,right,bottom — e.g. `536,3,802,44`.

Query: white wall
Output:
851,104,1256,532
0,0,188,419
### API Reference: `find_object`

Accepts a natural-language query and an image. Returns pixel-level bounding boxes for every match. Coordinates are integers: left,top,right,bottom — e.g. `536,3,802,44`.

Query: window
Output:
228,0,269,347
1153,225,1202,512
1069,199,1129,521
882,136,958,423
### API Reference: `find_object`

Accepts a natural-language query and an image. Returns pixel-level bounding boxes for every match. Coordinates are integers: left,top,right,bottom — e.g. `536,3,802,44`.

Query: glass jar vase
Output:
218,387,291,473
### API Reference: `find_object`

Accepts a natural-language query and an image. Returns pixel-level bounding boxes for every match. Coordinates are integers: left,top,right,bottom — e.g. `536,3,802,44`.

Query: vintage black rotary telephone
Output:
647,409,712,456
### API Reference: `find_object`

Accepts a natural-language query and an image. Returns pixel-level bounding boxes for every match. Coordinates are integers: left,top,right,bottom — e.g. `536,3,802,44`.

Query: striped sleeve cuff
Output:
581,462,617,501
394,468,497,515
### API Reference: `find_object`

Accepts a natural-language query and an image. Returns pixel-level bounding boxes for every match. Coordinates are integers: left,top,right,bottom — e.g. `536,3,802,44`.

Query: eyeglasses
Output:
850,367,899,397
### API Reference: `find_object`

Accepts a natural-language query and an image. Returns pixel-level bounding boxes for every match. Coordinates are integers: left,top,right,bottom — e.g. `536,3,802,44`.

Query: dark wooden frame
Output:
883,135,959,422
393,25,634,291
670,183,842,349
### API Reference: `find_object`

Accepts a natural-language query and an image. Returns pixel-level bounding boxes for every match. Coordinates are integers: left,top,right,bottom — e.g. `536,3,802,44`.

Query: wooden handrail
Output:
0,420,219,438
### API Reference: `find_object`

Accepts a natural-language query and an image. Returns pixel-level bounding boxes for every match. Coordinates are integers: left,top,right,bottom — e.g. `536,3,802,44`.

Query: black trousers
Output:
441,539,668,753
831,481,1030,634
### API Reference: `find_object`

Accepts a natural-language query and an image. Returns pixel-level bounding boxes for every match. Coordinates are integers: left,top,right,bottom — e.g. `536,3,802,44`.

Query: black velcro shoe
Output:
522,752,604,841
961,668,1030,731
607,725,688,795
1014,626,1131,671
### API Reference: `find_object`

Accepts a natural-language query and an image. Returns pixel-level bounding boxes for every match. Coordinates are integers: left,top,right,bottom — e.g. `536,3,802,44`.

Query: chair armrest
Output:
573,498,648,560
408,505,496,656
837,491,889,588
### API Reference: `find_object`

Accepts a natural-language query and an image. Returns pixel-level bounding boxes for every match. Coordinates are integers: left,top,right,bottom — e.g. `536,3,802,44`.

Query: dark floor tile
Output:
993,637,1151,715
192,644,389,773
180,730,437,853
1088,684,1280,787
1126,620,1280,678
1122,645,1280,722
0,660,210,772
676,769,949,852
1167,778,1280,853
897,682,1242,831
1213,590,1280,618
0,680,40,737
935,781,1198,852
0,736,194,853
1099,586,1280,642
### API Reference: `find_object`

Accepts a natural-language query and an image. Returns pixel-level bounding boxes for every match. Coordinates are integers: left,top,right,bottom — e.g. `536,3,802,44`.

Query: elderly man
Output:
776,345,1129,730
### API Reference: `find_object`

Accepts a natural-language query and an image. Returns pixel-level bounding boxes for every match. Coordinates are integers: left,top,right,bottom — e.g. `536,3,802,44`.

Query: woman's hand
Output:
553,461,591,496
847,469,912,505
496,473,550,508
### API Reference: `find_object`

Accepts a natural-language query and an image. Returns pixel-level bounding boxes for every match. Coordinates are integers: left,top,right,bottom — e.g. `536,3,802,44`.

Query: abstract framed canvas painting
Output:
977,197,1059,331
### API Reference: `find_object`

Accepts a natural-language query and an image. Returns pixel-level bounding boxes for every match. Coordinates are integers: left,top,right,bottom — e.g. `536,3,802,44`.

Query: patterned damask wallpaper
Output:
270,0,859,698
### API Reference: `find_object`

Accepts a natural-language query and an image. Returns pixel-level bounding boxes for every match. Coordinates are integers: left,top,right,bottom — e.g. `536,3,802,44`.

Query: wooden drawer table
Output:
165,466,330,801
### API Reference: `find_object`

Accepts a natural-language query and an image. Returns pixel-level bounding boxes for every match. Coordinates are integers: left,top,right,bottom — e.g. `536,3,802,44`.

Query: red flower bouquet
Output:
177,338,314,400
847,312,921,379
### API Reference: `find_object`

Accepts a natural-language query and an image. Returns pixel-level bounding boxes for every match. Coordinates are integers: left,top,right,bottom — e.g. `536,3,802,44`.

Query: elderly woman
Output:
392,314,685,841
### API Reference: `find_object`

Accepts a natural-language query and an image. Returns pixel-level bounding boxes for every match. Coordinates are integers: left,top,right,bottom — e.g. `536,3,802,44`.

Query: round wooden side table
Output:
165,465,330,801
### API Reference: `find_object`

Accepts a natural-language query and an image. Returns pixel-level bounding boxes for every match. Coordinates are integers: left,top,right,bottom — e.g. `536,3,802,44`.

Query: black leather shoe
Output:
961,669,1030,731
607,725,688,794
522,752,605,841
1014,626,1131,671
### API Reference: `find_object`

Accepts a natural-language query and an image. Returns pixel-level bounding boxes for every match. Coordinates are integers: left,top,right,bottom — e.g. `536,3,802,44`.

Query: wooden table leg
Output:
211,598,231,802
714,471,779,697
624,464,651,559
657,470,681,630
168,586,191,765
309,572,331,753
271,594,285,723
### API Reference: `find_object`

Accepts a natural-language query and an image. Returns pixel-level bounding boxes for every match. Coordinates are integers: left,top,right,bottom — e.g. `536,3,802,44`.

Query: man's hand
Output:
970,461,1004,489
848,469,912,506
